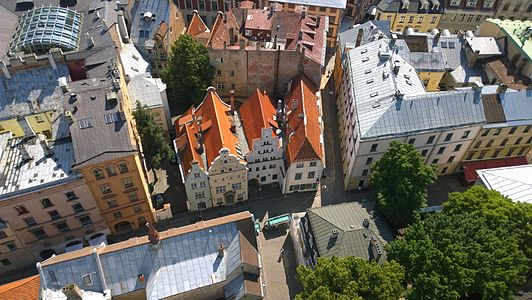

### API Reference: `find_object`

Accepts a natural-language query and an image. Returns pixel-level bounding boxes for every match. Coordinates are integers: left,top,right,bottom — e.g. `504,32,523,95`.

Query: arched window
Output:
118,161,129,173
92,168,104,180
105,165,117,177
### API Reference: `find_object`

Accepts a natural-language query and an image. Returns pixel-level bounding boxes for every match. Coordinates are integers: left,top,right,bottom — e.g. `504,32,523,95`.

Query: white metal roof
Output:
477,164,532,203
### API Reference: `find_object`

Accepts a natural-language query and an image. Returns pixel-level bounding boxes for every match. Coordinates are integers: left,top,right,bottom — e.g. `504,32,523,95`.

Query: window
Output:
24,217,37,227
72,204,84,213
319,6,327,12
366,157,373,165
451,0,459,5
308,171,315,179
6,242,17,251
461,130,470,139
408,16,414,23
1,259,11,266
486,139,494,147
118,162,129,173
295,173,303,180
122,178,134,189
431,16,437,23
79,216,92,226
100,184,112,194
93,168,105,180
232,183,242,190
437,147,445,154
481,129,490,136
493,128,502,136
211,0,218,11
507,148,516,156
362,169,369,176
216,69,222,76
518,147,528,155
399,16,405,23
113,212,122,219
513,2,522,12
216,186,226,194
296,163,304,168
199,0,205,10
49,210,61,220
524,126,531,133
310,161,317,167
55,222,70,233
41,198,53,208
444,133,453,142
65,191,78,201
421,149,428,156
427,136,435,144
474,141,482,148
370,144,378,152
217,82,225,90
107,199,118,208
441,167,449,174
195,191,206,199
0,231,7,239
467,0,477,6
432,159,439,164
15,205,29,215
224,1,230,11
106,165,117,177
128,192,139,202
82,274,92,285
515,137,523,145
528,137,532,144
509,126,517,134
484,0,493,8
191,183,198,190
358,180,365,187
31,229,47,240
500,138,508,146
417,16,424,23
454,144,462,152
408,138,415,144
134,206,142,213
447,156,455,163
479,150,487,159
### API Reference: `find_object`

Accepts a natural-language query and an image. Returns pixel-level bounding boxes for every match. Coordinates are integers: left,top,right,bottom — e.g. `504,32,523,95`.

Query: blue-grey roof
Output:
0,64,69,119
130,0,170,47
398,49,446,71
365,90,486,138
268,0,347,9
499,89,532,124
338,21,391,53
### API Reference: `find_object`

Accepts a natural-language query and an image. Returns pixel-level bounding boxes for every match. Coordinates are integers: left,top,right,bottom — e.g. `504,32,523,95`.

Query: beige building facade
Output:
438,0,498,33
493,0,532,21
209,148,249,206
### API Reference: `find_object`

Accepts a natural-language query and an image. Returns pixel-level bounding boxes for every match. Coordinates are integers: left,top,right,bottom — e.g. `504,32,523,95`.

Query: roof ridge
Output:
210,91,230,152
206,13,223,47
482,169,532,186
0,275,39,293
257,89,268,129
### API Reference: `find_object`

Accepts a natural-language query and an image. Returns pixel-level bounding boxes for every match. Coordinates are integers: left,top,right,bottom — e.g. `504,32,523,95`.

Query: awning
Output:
463,156,528,183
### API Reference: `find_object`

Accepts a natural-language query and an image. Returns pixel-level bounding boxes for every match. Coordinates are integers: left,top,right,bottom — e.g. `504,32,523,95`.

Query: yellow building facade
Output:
0,111,54,138
375,0,443,33
417,71,445,91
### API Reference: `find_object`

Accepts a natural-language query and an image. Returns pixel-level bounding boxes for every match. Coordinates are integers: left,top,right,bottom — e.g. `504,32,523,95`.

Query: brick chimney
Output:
146,222,160,245
230,90,235,114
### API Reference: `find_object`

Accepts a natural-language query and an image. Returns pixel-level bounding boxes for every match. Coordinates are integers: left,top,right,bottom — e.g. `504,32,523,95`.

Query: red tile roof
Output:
0,275,40,300
175,88,241,175
463,157,528,183
285,75,323,165
207,11,244,49
239,89,278,150
244,9,273,31
186,11,210,39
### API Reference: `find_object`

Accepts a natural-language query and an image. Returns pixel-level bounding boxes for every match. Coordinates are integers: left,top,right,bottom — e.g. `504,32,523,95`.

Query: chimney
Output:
331,229,339,238
355,28,364,47
115,0,120,11
393,64,400,74
62,284,83,300
146,222,160,245
218,243,224,257
301,10,306,20
468,50,480,67
496,83,508,93
230,90,235,114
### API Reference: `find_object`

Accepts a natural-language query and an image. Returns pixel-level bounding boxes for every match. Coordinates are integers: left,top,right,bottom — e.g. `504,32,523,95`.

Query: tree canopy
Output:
444,186,532,259
133,102,173,170
370,141,436,228
162,34,215,113
387,212,529,299
295,256,405,300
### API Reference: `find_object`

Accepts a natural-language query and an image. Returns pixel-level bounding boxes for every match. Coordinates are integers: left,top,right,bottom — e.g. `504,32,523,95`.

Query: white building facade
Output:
209,148,248,206
282,159,324,194
246,128,284,187
183,161,212,211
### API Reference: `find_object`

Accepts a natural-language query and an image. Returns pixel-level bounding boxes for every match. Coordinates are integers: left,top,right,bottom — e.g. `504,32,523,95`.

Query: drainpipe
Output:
93,246,108,291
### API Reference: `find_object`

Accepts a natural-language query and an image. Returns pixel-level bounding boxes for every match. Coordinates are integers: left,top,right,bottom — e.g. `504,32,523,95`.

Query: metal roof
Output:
398,50,446,71
477,164,532,204
465,36,503,56
267,0,347,9
305,202,394,261
499,89,532,124
130,0,170,47
127,75,166,109
338,20,391,53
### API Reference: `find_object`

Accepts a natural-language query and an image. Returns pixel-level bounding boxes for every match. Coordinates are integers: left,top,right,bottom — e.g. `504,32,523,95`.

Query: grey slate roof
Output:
306,202,394,260
338,20,391,53
267,0,347,9
499,89,532,125
364,90,486,138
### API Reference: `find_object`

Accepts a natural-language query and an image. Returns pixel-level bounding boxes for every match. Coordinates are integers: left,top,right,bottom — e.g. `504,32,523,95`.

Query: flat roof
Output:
0,133,79,199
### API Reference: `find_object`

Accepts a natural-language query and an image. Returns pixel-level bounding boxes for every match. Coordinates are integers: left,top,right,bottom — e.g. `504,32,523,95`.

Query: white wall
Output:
209,148,248,206
283,160,324,194
184,161,212,211
246,128,284,187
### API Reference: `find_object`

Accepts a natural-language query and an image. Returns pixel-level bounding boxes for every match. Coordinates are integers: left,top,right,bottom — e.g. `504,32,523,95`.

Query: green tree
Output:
387,212,529,299
133,102,173,170
162,34,215,112
295,256,405,300
370,141,436,228
444,186,532,259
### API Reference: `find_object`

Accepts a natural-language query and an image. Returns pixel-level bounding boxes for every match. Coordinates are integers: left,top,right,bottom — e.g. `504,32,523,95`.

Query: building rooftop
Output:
464,36,503,56
477,164,532,204
0,4,18,59
127,75,166,109
65,77,137,168
0,64,70,119
305,202,394,261
9,6,81,55
0,275,40,300
0,132,79,199
39,212,261,299
498,89,532,126
285,75,323,165
130,0,170,49
267,0,347,9
239,89,279,151
485,19,532,62
186,11,210,41
338,20,391,53
484,59,531,90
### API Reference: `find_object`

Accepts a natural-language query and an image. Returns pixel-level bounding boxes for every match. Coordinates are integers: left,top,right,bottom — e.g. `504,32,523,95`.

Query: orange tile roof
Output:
239,89,278,150
285,75,323,165
207,10,246,49
175,88,241,175
0,275,40,300
186,12,210,38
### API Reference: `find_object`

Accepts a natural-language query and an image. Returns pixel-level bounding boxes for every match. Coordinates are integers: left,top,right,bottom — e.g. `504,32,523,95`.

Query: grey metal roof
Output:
306,202,394,261
338,20,391,53
127,75,166,109
499,89,532,124
130,0,170,47
365,90,486,138
267,0,347,9
477,164,532,204
465,36,503,56
0,64,69,119
398,50,446,71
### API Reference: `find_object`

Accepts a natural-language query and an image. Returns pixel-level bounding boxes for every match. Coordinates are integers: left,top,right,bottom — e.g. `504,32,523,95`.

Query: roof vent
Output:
378,50,391,60
363,218,370,228
218,243,224,257
331,229,340,238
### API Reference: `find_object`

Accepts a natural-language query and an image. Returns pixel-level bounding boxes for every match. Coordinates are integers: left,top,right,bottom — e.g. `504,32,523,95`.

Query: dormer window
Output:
401,0,410,9
467,0,477,7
